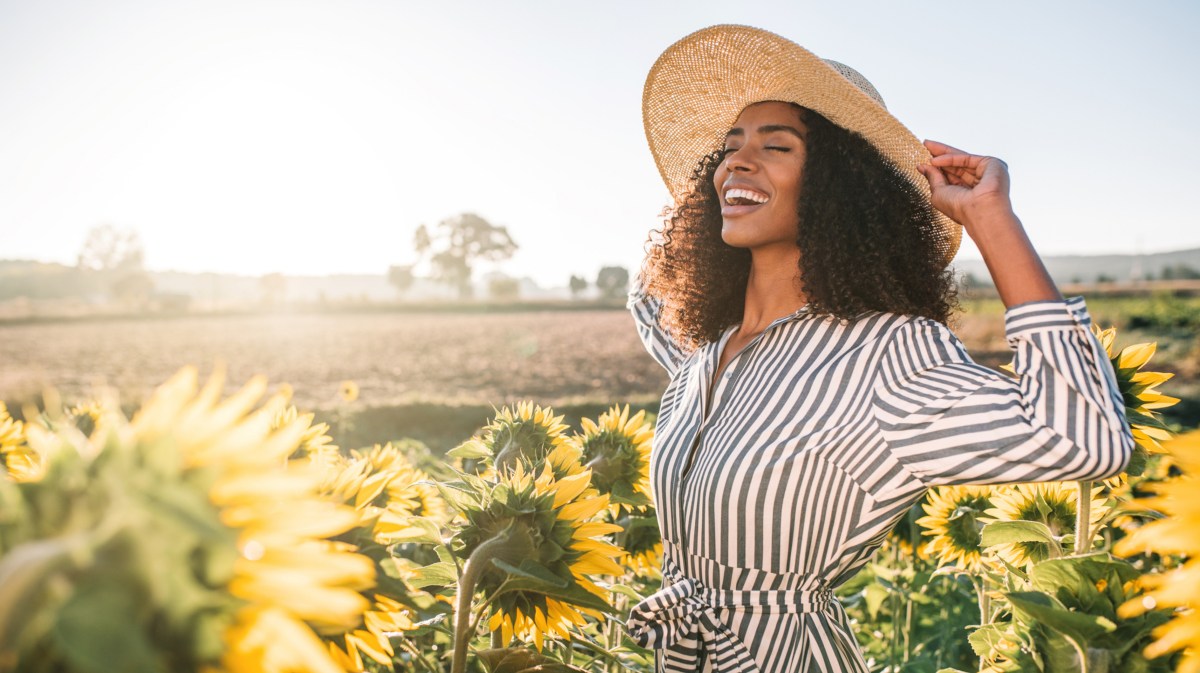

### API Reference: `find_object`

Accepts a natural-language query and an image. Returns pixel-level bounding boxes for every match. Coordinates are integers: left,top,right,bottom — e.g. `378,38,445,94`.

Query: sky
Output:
1,1,1197,288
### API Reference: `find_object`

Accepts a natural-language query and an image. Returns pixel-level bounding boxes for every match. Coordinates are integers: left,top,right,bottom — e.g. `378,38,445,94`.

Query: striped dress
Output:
623,276,1133,673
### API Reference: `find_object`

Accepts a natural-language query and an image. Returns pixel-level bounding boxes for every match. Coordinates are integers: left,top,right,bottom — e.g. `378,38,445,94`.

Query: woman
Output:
624,25,1133,673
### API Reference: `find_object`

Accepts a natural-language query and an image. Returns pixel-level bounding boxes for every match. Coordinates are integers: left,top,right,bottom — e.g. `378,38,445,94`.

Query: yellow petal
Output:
1118,342,1156,369
551,471,593,509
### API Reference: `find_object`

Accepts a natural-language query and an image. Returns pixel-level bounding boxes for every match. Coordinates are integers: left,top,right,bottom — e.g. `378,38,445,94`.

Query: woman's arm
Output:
872,310,1133,487
917,139,1062,307
628,269,687,377
894,141,1132,485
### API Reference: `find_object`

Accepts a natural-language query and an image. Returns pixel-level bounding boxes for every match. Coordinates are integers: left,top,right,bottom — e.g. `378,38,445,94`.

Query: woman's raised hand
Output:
916,139,1014,232
918,139,1063,306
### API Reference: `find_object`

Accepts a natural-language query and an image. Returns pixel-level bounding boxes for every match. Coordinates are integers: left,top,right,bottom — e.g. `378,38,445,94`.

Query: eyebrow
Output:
724,124,806,142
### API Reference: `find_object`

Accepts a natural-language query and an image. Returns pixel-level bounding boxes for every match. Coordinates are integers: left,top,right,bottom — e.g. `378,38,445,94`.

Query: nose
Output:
722,146,757,173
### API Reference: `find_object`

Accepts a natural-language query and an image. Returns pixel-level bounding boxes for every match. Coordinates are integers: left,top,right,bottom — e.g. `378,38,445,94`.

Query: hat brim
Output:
642,24,961,264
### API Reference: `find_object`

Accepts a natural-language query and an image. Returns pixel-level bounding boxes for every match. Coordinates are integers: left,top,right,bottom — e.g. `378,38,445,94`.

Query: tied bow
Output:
626,557,834,673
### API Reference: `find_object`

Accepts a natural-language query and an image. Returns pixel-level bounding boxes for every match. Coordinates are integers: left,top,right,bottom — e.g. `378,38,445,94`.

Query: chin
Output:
720,222,743,246
720,222,761,249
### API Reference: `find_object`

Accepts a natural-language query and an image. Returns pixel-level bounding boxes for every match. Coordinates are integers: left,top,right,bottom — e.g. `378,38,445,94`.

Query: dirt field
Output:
0,310,673,411
3,303,1194,428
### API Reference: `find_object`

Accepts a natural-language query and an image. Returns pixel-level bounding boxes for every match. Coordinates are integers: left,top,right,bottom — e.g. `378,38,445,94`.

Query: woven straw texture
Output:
642,24,962,264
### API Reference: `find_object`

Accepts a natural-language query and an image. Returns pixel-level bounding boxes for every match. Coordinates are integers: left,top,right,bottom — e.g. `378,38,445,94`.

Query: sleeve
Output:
627,270,688,377
871,297,1133,488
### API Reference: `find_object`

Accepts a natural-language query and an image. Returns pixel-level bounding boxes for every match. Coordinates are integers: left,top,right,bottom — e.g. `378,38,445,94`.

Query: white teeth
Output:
724,188,769,205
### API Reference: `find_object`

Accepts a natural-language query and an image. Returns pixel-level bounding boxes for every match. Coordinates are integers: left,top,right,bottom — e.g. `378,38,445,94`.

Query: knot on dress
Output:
626,559,834,672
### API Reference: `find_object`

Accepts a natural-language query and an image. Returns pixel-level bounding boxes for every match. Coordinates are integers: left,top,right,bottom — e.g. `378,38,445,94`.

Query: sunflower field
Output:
0,323,1197,673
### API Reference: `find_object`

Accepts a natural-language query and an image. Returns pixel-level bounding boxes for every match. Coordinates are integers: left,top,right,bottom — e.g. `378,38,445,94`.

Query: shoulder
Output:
861,310,971,367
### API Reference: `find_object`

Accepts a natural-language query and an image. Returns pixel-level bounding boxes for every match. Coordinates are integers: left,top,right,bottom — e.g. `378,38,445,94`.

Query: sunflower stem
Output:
604,569,632,673
452,535,511,673
398,637,441,673
974,575,991,672
1075,480,1093,555
890,542,901,667
903,594,914,663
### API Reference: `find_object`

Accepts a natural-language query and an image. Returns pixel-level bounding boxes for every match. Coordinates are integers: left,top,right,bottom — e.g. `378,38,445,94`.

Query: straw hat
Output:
643,24,962,264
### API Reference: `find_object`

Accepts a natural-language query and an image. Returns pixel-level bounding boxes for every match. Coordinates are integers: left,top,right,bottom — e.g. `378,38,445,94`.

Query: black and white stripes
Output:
625,277,1133,673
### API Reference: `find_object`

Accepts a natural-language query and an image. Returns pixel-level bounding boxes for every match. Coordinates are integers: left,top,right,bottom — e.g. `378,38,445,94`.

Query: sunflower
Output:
67,398,106,423
916,485,995,572
453,459,624,652
327,443,450,542
980,481,1110,568
570,405,654,515
339,381,360,403
1113,429,1200,673
1004,326,1178,484
132,368,377,669
320,443,447,669
1092,326,1179,459
274,405,341,467
467,401,571,474
1,367,376,673
615,509,664,576
0,402,39,483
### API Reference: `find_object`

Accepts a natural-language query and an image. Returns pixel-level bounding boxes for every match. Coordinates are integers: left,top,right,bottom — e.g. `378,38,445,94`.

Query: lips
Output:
721,183,770,217
721,201,766,217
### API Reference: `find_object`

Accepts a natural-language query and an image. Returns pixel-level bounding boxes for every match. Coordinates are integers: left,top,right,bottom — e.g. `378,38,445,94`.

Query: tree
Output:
413,213,517,299
260,273,287,307
77,224,144,274
568,274,588,298
595,265,630,301
488,275,521,302
76,224,153,306
388,265,415,299
112,272,154,305
1162,264,1200,280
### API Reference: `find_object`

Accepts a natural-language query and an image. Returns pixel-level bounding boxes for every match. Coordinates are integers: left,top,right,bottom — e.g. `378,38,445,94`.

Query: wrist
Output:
960,195,1015,226
963,208,1023,252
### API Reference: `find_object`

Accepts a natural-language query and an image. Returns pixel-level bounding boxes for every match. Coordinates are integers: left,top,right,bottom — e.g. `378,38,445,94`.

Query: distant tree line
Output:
386,211,631,302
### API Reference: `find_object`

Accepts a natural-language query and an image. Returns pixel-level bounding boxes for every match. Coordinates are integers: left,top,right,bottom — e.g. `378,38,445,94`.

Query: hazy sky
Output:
2,1,1197,287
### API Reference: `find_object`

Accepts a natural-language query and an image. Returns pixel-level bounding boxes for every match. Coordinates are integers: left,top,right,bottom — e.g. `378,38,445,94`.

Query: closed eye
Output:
721,146,791,156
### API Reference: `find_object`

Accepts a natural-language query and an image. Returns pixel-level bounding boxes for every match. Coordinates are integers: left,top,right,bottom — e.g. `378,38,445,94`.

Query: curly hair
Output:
640,103,959,351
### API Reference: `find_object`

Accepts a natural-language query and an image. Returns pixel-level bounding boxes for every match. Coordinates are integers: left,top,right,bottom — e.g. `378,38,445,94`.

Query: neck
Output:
739,245,808,333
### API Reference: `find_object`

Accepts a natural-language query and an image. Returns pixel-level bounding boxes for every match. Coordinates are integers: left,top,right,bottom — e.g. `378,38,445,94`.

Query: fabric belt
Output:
626,555,835,672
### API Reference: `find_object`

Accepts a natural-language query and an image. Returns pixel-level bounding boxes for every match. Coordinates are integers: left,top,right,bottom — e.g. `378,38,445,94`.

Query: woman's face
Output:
712,101,808,251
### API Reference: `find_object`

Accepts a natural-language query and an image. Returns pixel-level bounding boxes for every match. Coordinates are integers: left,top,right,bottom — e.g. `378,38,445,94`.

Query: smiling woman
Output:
713,103,808,252
625,24,1132,673
640,97,958,351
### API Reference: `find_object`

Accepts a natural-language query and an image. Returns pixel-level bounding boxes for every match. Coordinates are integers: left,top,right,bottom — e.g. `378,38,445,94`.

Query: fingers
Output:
928,153,981,168
924,142,1010,174
917,162,949,190
923,138,969,155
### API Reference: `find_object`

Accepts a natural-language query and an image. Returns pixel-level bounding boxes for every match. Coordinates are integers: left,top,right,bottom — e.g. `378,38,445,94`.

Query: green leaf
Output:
491,558,569,589
447,440,492,460
605,582,646,603
967,623,1011,658
1126,409,1170,431
435,481,483,513
409,561,458,589
54,581,161,673
382,516,443,545
863,583,890,620
981,520,1060,549
1006,590,1116,644
139,481,227,541
494,575,617,615
1125,445,1148,477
